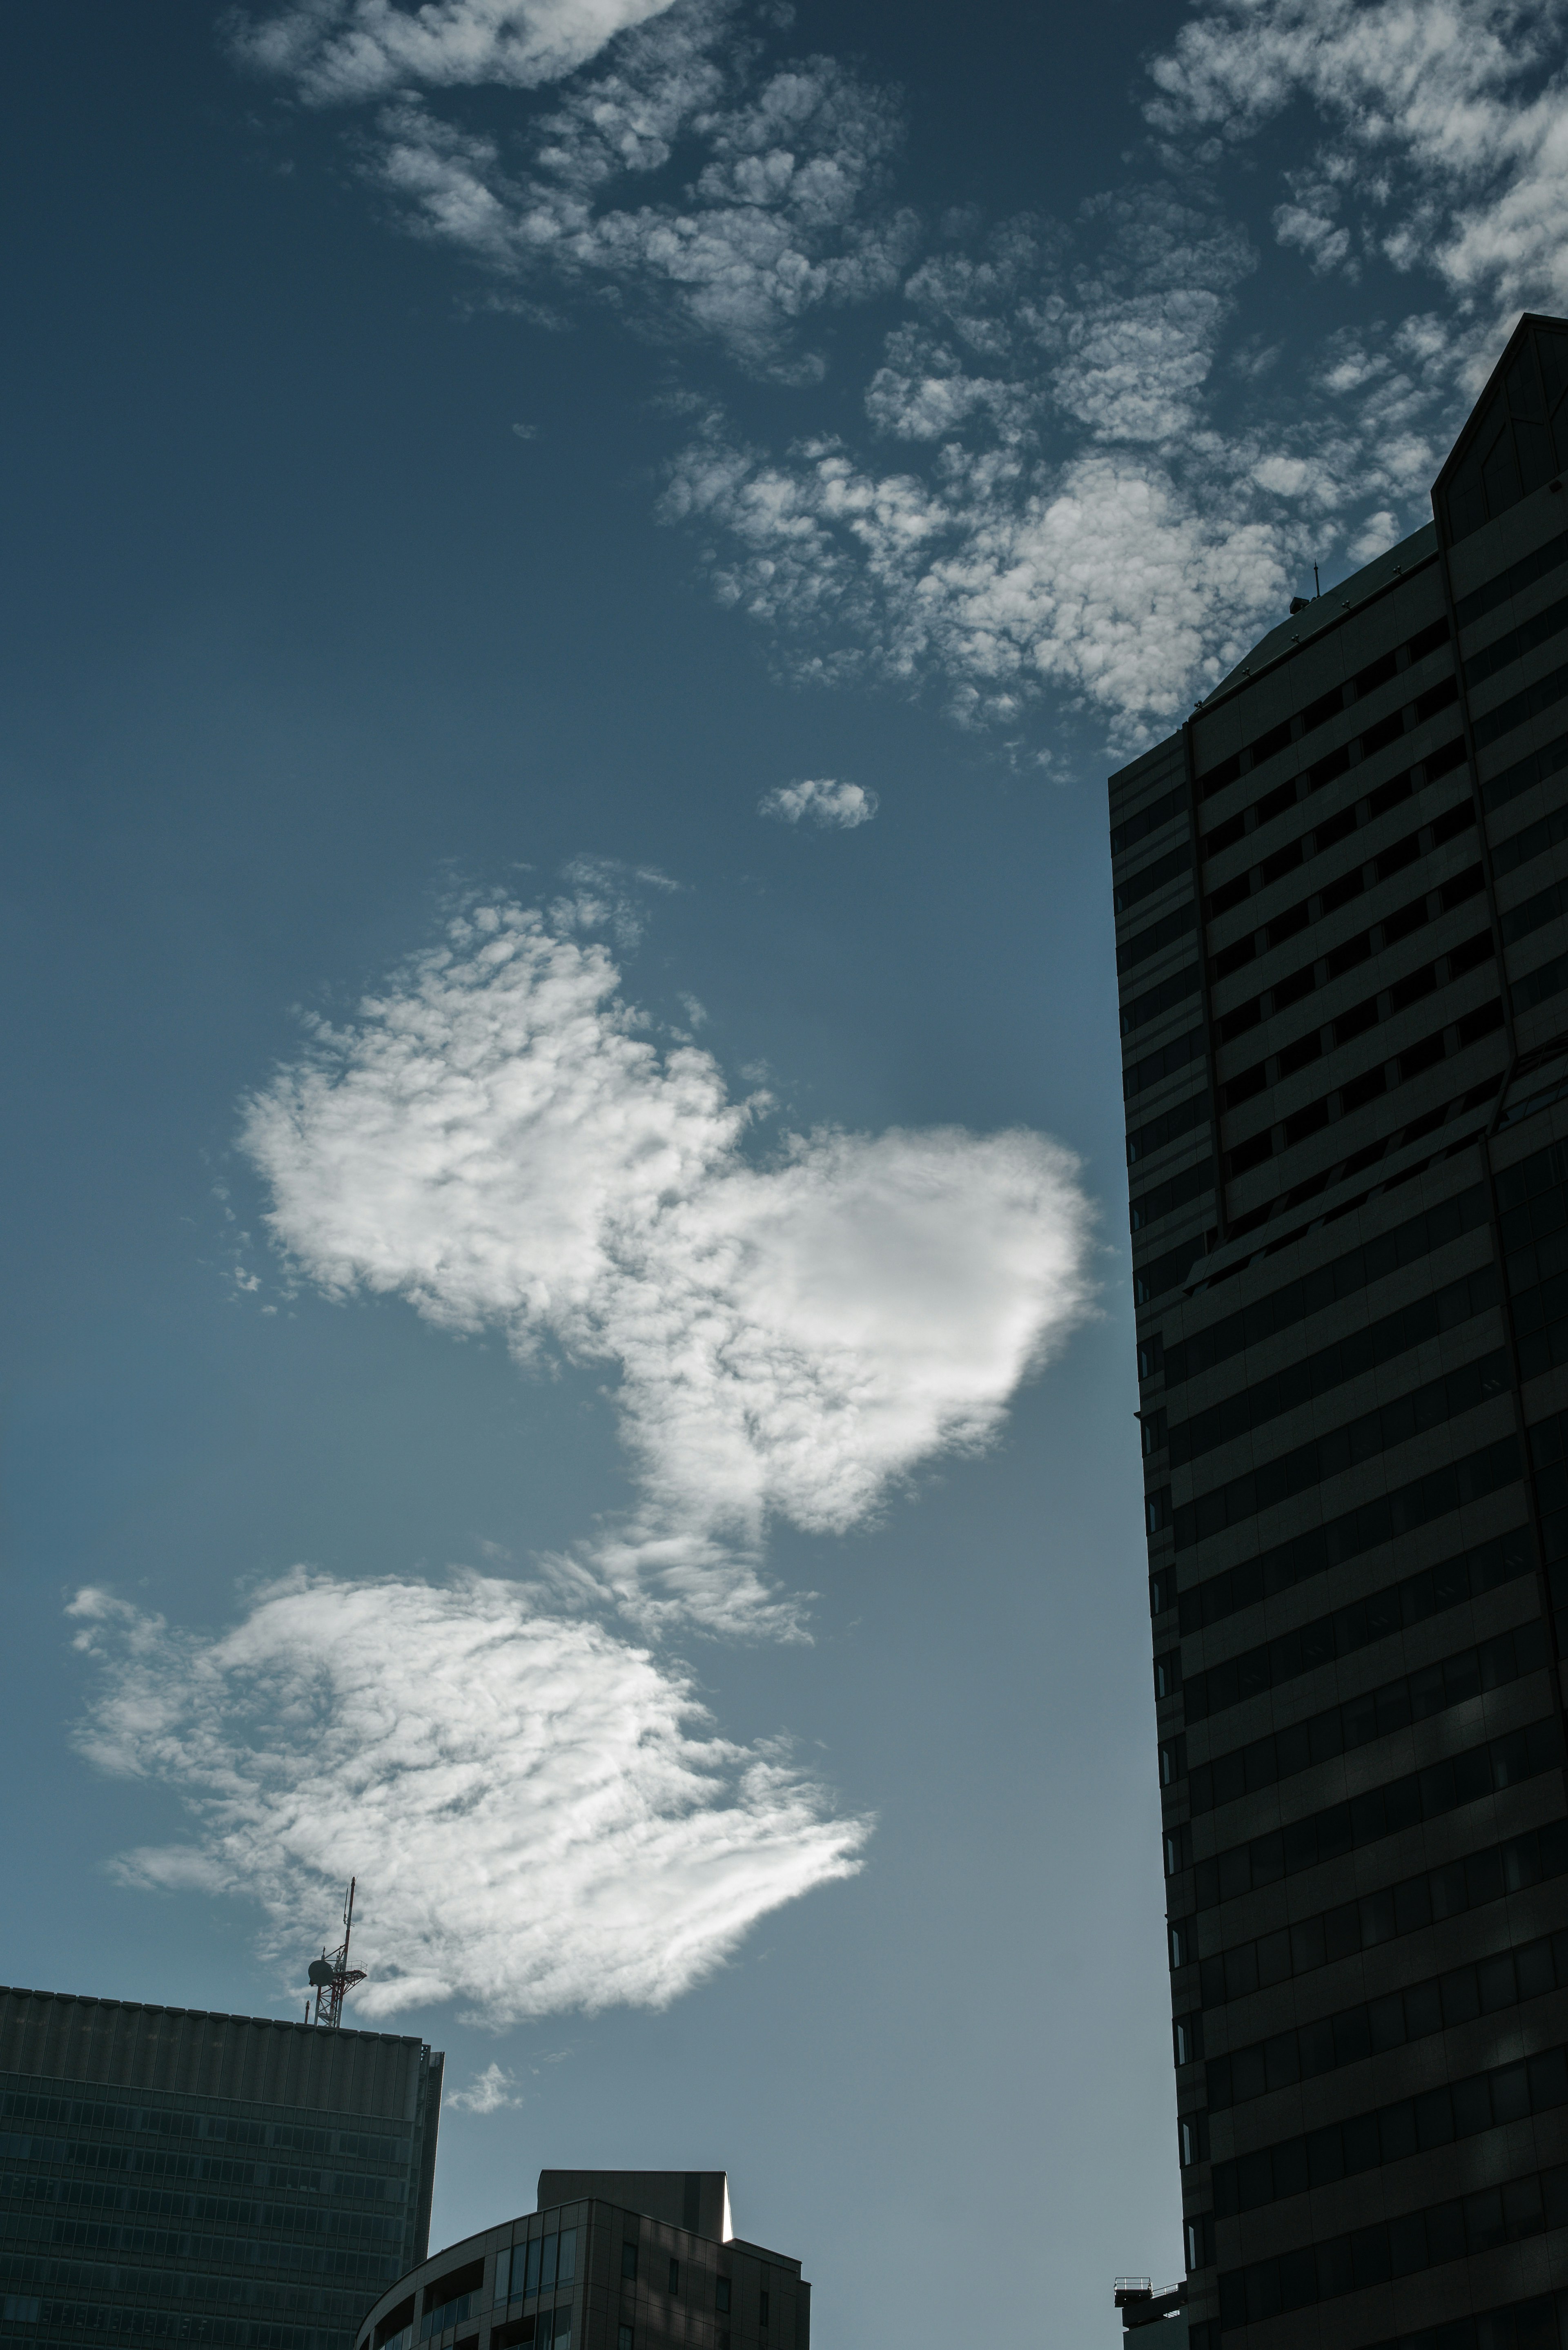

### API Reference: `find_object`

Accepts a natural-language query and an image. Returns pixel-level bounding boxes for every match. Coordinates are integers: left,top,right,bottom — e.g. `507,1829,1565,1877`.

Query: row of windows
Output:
0,2215,395,2288
1454,522,1568,634
1158,1182,1487,1387
1514,942,1568,1018
1488,787,1568,880
0,2142,401,2201
1196,611,1451,799
1209,740,1470,982
1188,1715,1559,1913
1483,724,1568,817
1202,725,1459,867
1155,1260,1497,1471
0,2177,402,2245
492,2234,576,2311
1213,2037,1568,2218
1223,910,1490,1118
1206,743,1468,937
1503,863,1568,952
492,2308,569,2350
1123,1023,1206,1105
1205,1922,1568,2113
1118,900,1196,981
1178,1616,1545,1824
1213,857,1485,1053
1364,2285,1568,2350
1110,779,1186,858
0,2251,368,2325
1223,998,1505,1181
0,2297,345,2350
1181,1810,1568,2004
1167,1431,1521,1635
1126,1086,1209,1170
1129,1155,1214,1237
1174,1527,1533,1723
1472,655,1568,753
1115,839,1191,918
1216,2155,1568,2331
1133,1233,1214,1309
0,2101,407,2171
1120,958,1200,1042
1464,588,1568,693
1152,1344,1511,1550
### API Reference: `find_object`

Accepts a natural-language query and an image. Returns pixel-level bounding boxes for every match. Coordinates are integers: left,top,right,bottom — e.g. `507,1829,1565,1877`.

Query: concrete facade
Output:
1111,314,1568,2350
0,1987,443,2350
352,2172,806,2350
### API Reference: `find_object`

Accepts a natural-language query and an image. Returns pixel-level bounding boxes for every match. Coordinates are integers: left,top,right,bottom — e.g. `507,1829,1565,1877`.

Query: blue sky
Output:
7,1,1568,2341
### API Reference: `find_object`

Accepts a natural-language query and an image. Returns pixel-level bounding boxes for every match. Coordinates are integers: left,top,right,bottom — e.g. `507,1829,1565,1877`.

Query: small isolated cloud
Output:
239,895,1094,1632
758,778,878,829
68,1572,869,2026
447,2062,525,2111
512,420,539,439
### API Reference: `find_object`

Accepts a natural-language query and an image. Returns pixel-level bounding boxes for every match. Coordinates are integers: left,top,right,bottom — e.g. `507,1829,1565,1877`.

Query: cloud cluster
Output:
230,0,684,100
758,777,878,828
1147,0,1568,332
69,1573,868,2027
239,896,1095,1631
240,0,914,375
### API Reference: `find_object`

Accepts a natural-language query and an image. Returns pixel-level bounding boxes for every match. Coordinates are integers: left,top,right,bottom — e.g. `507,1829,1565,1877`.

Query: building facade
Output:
0,1987,443,2350
353,2171,806,2350
1111,312,1568,2350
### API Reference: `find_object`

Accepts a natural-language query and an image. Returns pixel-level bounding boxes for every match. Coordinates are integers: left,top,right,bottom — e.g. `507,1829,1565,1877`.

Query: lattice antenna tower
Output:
307,1877,367,2029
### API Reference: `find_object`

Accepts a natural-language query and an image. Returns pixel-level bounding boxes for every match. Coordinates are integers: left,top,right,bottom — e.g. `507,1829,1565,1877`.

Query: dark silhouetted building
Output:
0,1986,443,2350
353,2169,806,2350
1111,313,1568,2349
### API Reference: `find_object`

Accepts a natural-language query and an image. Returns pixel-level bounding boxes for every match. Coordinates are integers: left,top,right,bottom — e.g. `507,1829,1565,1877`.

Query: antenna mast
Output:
307,1877,367,2029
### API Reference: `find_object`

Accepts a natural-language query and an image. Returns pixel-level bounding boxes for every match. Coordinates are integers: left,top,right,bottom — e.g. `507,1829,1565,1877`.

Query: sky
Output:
6,0,1568,2342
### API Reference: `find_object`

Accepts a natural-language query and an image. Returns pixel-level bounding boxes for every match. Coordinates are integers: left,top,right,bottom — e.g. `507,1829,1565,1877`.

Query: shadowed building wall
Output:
0,1987,443,2350
1110,313,1568,2350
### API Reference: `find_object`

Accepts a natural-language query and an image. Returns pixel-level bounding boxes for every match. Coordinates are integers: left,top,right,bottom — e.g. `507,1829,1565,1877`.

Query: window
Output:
715,2280,731,2313
621,2244,638,2283
524,2242,543,2298
617,2332,634,2350
759,2292,770,2329
668,2259,681,2296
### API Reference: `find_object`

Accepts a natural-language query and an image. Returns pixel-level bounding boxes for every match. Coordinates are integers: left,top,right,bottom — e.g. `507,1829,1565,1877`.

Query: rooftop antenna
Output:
1314,562,1321,599
307,1877,367,2029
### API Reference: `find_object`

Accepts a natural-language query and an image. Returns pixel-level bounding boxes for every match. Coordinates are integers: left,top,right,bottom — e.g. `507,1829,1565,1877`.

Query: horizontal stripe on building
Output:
1114,841,1192,915
1173,1433,1522,1637
1471,656,1568,750
1190,1715,1559,1913
1130,1156,1215,1235
1196,613,1451,800
1124,1024,1206,1101
1463,591,1568,691
1152,1347,1511,1548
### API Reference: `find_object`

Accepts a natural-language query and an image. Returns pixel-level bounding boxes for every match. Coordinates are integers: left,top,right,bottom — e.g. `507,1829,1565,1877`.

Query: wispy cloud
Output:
69,1572,869,2027
759,778,878,829
238,0,915,377
445,2062,525,2111
238,892,1095,1633
227,0,1568,740
229,0,686,103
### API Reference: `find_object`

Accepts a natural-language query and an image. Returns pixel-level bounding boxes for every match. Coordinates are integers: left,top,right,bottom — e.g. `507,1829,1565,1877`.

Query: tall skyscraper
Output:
353,2167,808,2350
1110,312,1568,2350
0,1986,444,2350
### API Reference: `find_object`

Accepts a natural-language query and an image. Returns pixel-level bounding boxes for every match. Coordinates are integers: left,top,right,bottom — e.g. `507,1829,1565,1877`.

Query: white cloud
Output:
758,777,878,828
663,418,1293,741
1145,0,1568,331
447,2062,525,2110
238,895,1095,1632
231,0,685,102
240,0,915,377
69,1573,868,2026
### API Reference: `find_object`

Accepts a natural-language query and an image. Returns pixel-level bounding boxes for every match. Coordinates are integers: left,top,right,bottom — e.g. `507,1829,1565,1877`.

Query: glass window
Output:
558,2231,577,2285
621,2244,638,2282
759,2292,770,2329
495,2250,512,2307
541,2235,559,2292
618,2332,634,2350
715,2279,731,2313
668,2259,680,2296
523,2239,542,2296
